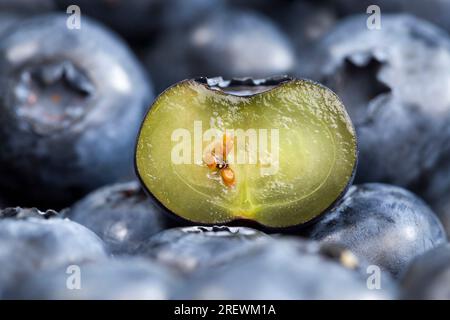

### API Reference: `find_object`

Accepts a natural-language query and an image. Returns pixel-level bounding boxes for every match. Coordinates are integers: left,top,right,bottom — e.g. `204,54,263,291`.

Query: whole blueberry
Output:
133,226,270,274
0,14,153,209
11,257,180,299
302,183,447,277
0,208,107,298
146,9,295,93
400,243,450,299
68,181,170,255
298,15,450,216
174,238,396,299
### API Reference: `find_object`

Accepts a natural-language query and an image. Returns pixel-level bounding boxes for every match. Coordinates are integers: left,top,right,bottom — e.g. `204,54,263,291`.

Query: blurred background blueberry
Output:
145,9,296,93
54,0,227,42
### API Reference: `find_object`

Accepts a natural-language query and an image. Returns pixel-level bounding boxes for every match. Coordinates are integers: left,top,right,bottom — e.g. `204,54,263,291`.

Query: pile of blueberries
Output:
0,0,450,300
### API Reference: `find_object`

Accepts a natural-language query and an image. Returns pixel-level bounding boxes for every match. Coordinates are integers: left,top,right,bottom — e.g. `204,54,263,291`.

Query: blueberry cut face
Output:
136,77,357,228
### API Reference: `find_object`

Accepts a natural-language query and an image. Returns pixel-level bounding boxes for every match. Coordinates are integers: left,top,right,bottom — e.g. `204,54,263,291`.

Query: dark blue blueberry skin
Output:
0,207,107,298
0,13,22,35
145,9,295,93
297,15,450,221
68,181,170,255
133,226,270,274
174,238,396,299
0,14,153,209
400,243,450,299
55,0,226,41
11,257,180,299
302,183,447,277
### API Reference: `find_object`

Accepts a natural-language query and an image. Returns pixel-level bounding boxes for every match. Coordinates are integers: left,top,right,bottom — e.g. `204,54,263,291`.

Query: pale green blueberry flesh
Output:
136,79,357,228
